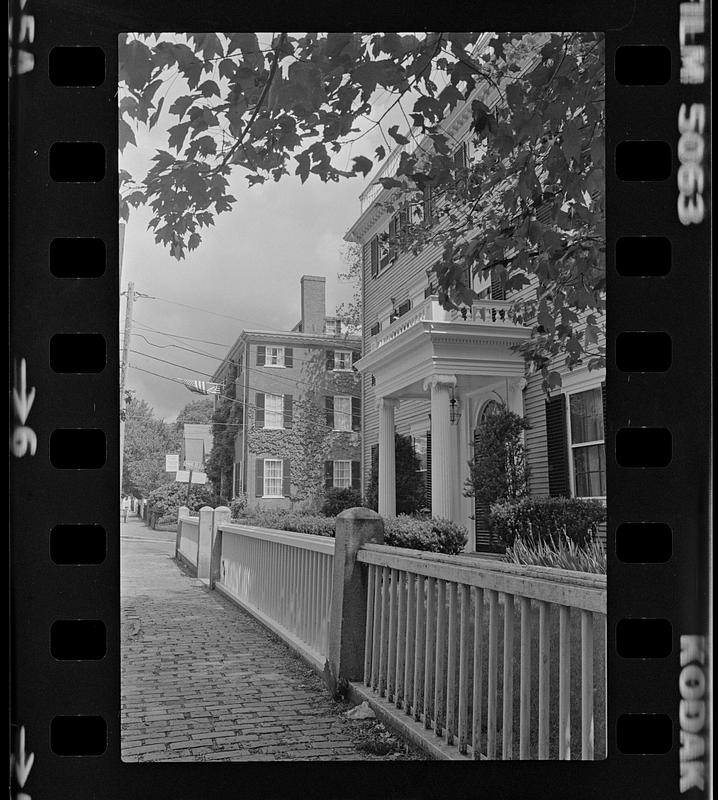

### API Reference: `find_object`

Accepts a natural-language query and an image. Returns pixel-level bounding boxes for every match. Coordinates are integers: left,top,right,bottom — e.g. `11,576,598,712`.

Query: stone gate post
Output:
328,507,384,685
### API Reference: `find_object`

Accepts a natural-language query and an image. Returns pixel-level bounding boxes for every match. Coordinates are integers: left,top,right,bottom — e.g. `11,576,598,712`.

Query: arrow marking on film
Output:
14,726,34,788
13,359,35,425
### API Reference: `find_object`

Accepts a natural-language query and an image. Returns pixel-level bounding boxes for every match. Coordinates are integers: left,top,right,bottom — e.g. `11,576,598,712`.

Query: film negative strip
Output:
9,1,711,798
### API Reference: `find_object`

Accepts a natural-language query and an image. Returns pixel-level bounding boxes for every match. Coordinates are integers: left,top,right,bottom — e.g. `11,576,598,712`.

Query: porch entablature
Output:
354,296,531,399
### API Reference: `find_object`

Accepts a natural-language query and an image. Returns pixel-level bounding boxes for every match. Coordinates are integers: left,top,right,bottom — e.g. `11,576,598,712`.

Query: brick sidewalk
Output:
121,517,419,762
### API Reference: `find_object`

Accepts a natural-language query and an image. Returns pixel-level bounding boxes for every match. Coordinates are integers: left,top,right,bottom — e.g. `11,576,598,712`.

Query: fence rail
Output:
357,544,606,760
214,522,335,669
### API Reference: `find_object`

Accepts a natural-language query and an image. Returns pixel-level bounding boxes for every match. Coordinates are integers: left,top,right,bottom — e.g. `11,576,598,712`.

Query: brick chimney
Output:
300,275,326,334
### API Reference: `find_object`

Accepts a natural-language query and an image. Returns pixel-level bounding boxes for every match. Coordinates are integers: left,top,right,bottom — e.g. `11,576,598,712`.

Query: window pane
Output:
335,350,351,370
570,388,604,443
573,444,606,497
265,394,283,428
334,396,352,430
267,347,284,366
333,460,351,488
264,459,282,496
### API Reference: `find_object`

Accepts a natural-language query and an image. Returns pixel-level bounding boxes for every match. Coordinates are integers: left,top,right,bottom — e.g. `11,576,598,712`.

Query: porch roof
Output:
354,296,532,399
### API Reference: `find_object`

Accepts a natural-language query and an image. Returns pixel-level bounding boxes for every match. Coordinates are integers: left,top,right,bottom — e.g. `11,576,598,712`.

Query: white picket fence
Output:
177,506,606,760
213,522,335,670
357,545,607,760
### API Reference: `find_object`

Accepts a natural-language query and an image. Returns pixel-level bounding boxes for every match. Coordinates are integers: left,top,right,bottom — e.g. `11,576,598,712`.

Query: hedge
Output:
489,496,606,547
146,482,215,526
231,509,468,554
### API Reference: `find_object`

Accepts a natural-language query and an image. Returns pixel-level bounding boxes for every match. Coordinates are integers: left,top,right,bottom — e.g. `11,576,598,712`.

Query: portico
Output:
355,296,531,550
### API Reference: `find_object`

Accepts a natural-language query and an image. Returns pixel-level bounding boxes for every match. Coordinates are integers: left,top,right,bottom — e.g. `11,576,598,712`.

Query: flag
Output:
177,378,221,395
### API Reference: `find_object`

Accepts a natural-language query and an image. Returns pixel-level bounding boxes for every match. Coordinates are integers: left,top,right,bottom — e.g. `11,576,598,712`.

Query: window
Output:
325,319,342,336
334,350,353,371
369,321,381,337
266,346,284,367
568,387,606,497
389,299,411,324
263,459,283,497
333,396,352,431
333,460,352,489
264,393,284,429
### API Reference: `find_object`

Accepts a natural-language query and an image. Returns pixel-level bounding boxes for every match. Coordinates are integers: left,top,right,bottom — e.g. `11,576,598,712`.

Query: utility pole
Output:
119,281,135,498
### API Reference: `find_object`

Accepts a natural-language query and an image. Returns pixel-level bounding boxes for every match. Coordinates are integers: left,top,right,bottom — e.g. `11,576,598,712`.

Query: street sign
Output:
175,470,208,484
165,454,180,472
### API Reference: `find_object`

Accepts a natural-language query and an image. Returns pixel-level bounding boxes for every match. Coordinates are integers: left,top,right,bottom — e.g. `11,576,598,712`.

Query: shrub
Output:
489,496,606,547
465,407,530,506
504,534,606,574
229,494,247,520
240,510,336,538
321,487,364,517
383,515,468,555
146,482,214,523
365,433,426,515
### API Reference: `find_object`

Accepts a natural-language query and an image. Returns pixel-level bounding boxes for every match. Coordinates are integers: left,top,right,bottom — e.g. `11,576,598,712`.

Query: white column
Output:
377,397,399,517
460,396,476,551
425,375,456,520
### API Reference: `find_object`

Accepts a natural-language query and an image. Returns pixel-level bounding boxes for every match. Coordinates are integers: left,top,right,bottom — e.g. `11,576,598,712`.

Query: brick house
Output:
212,275,362,510
344,56,605,551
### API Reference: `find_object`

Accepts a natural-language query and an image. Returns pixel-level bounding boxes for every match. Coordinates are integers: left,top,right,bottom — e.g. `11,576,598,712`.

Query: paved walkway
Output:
120,516,419,762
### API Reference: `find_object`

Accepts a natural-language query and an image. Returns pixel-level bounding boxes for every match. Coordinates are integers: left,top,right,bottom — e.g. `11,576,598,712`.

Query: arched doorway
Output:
473,399,504,552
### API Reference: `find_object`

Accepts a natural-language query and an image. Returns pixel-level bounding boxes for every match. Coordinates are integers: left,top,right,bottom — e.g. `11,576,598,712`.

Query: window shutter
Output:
490,270,506,300
324,460,334,490
351,460,360,491
282,459,291,496
325,396,334,428
370,321,380,337
326,350,335,371
284,347,293,368
255,393,265,428
370,235,379,277
352,350,360,370
425,431,432,508
362,240,372,274
283,394,293,429
255,459,264,497
351,397,361,431
371,444,379,484
256,345,266,366
545,394,570,497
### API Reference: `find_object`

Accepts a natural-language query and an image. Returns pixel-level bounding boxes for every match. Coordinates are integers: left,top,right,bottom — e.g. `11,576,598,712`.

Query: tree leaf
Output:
375,146,386,161
169,94,196,119
199,79,221,98
352,155,373,177
119,118,136,152
388,125,410,145
167,121,191,152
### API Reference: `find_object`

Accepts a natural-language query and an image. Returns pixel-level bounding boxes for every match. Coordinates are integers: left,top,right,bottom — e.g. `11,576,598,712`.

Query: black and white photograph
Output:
118,31,607,762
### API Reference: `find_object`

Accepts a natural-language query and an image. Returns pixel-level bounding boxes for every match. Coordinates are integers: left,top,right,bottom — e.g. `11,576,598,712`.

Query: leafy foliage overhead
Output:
120,31,605,385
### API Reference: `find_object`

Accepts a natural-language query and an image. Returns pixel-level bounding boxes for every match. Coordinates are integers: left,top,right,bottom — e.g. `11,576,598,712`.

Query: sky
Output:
120,34,394,422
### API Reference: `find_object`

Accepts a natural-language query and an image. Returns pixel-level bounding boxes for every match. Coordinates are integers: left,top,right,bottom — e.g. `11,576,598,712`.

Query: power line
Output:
128,363,353,435
138,291,288,331
132,319,232,347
